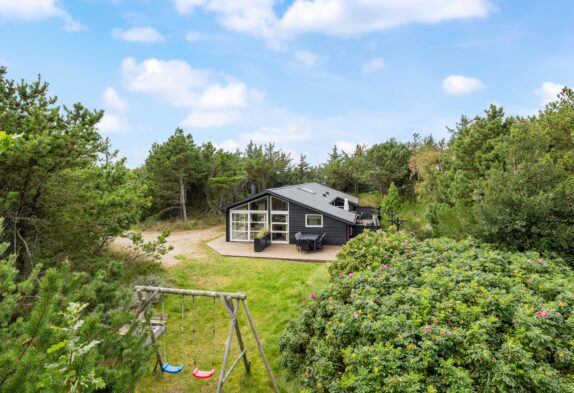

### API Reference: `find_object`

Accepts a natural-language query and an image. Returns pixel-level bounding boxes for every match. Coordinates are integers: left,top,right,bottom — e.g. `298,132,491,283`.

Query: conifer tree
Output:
381,182,401,214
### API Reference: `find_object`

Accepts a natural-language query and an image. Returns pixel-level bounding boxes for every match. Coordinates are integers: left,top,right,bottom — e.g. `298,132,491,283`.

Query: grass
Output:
135,243,330,393
133,215,225,232
357,191,382,207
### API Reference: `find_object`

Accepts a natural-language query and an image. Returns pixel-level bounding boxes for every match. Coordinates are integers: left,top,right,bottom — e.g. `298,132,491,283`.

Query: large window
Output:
250,197,267,211
250,212,267,240
271,196,288,212
229,196,291,242
270,214,288,243
305,214,323,228
230,197,268,241
230,212,249,240
270,196,289,243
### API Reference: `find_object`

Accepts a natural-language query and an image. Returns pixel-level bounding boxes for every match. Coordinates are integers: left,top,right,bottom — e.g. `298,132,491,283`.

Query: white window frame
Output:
305,214,323,228
229,196,269,242
270,197,289,244
270,196,289,213
270,215,289,244
230,211,250,242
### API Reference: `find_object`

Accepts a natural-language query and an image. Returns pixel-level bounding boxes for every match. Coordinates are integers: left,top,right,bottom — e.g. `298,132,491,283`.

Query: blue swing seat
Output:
162,363,184,374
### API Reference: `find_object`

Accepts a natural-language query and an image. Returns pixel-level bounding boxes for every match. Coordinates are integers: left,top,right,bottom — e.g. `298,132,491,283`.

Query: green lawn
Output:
135,243,330,393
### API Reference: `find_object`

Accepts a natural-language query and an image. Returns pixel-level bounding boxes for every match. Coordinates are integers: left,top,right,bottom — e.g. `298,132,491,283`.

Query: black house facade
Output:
222,183,368,246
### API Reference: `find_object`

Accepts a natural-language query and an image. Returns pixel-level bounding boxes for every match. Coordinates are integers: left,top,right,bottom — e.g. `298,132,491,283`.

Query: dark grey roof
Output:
220,190,268,211
268,182,357,224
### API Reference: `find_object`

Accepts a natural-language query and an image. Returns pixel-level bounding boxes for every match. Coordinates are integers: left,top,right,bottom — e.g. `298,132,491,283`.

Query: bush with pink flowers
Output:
280,230,574,392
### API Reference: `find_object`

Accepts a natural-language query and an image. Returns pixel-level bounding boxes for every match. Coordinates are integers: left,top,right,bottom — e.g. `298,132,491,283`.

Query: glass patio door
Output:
271,213,289,243
230,212,249,241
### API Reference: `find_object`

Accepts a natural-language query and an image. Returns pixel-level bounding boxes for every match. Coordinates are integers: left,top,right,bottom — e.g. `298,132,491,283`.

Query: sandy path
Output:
111,226,225,266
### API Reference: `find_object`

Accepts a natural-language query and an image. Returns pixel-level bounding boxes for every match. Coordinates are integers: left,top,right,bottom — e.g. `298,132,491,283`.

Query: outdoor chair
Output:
316,233,326,250
294,232,303,252
300,239,313,252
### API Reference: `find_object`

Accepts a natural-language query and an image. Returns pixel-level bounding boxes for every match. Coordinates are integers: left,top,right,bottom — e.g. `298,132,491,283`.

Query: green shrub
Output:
427,203,477,240
280,230,574,392
381,182,401,214
0,243,153,392
398,201,434,240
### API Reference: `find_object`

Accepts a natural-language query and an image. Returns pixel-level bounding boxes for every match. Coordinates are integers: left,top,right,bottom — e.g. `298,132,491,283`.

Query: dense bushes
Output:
280,230,574,392
425,92,574,260
0,242,154,392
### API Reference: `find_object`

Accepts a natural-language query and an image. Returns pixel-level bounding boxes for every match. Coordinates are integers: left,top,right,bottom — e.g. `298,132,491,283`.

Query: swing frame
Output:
134,285,279,393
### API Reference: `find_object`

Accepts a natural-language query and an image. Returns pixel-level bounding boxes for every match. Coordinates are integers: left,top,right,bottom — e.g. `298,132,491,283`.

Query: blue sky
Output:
1,0,573,166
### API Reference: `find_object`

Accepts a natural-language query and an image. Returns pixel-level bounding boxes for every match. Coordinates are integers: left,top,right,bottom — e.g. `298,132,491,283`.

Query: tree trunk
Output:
180,175,188,221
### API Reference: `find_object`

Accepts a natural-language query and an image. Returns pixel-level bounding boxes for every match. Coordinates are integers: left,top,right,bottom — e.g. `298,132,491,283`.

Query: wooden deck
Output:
207,236,341,262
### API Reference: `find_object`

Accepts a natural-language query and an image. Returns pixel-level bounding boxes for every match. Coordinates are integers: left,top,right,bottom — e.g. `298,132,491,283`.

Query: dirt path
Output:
111,226,225,267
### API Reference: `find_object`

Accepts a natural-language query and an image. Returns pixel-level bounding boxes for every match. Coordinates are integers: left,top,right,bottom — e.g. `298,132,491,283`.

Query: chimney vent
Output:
250,182,257,195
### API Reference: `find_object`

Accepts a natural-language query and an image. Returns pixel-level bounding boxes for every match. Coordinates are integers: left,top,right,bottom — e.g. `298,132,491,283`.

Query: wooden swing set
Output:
133,285,279,393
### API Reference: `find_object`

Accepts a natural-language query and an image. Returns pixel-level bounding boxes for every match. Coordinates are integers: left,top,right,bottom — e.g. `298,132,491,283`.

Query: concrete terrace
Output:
207,236,341,262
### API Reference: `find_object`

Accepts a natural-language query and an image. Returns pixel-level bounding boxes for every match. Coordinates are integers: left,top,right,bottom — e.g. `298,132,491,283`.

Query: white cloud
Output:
113,26,166,43
98,87,131,133
215,139,241,152
211,126,310,153
173,0,282,47
362,57,385,74
102,87,128,112
182,110,242,128
185,31,200,42
97,113,132,134
172,0,207,14
121,57,257,128
335,140,368,154
281,0,491,36
121,57,209,107
534,81,564,105
0,0,84,31
294,50,320,66
442,75,484,95
171,0,491,45
197,82,247,110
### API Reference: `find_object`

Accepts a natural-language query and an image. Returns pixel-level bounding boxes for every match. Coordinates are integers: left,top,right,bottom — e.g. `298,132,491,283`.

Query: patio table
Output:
299,233,322,251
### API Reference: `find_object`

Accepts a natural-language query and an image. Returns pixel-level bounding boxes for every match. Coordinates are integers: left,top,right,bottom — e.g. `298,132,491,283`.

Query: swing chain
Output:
192,295,196,367
161,295,167,364
181,293,185,366
212,297,216,367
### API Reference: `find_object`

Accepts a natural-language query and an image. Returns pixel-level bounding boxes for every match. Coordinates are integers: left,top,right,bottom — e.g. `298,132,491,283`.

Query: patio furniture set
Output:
294,232,326,252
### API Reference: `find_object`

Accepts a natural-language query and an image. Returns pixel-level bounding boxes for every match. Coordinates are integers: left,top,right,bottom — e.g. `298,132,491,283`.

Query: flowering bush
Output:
280,230,574,392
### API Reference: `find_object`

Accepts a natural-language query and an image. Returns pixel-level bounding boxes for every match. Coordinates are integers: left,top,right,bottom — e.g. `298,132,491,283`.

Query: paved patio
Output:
207,235,341,262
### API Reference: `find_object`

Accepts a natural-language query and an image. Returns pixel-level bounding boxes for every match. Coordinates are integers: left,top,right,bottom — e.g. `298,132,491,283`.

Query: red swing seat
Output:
193,368,216,379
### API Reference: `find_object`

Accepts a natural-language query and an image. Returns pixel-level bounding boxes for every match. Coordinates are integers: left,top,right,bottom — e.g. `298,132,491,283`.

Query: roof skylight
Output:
298,187,316,194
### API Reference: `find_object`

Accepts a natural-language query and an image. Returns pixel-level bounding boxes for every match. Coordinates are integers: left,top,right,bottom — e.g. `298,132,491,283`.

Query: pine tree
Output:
143,128,200,220
381,182,401,213
294,154,314,183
